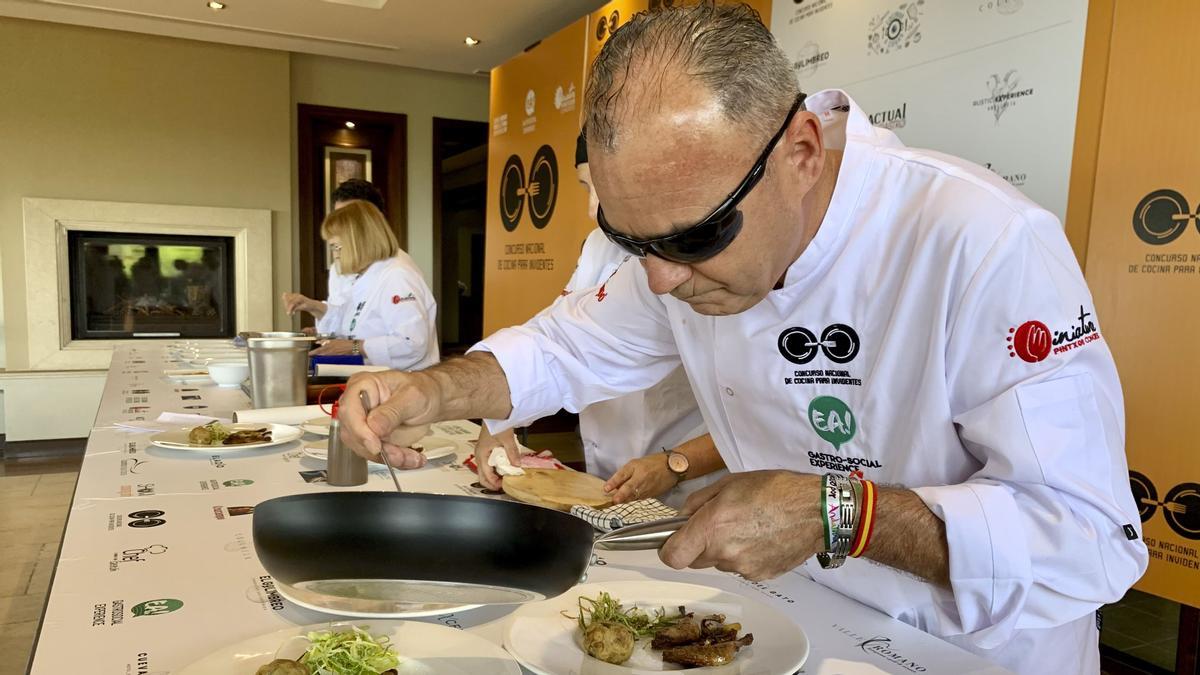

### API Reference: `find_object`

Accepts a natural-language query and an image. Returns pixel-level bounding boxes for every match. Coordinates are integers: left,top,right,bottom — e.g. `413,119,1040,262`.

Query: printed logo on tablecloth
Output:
246,575,286,612
867,1,924,55
110,509,167,531
868,102,907,131
210,455,225,468
224,533,255,560
212,505,255,520
792,41,830,80
833,624,928,672
121,458,150,476
1006,306,1102,363
973,70,1034,124
131,598,183,617
1132,189,1200,246
978,0,1022,14
109,544,168,572
118,482,156,498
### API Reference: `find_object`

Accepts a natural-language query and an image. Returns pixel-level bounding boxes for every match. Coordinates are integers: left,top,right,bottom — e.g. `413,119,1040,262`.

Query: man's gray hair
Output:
584,1,799,151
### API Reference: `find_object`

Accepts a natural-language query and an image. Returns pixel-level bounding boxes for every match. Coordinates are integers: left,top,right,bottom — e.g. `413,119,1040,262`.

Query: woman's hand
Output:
310,339,356,356
474,427,521,491
282,292,327,319
604,453,677,504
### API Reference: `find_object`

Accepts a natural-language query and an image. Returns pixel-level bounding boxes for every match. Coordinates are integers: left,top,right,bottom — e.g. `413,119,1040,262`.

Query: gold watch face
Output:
667,452,689,474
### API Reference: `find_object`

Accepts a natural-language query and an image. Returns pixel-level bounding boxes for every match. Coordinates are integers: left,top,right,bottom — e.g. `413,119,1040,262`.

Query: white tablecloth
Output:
28,344,1011,674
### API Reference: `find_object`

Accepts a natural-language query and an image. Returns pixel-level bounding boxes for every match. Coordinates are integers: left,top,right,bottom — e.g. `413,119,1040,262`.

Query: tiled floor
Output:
0,453,82,675
1100,588,1180,672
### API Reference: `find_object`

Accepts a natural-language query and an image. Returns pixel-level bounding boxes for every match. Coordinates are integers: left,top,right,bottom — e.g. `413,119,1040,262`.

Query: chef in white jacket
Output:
284,179,388,335
338,5,1146,673
475,131,723,507
306,200,439,371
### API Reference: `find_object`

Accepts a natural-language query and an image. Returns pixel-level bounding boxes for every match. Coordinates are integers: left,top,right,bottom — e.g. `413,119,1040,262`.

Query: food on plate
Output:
256,625,400,675
574,593,754,668
255,659,310,675
662,634,754,667
186,421,271,446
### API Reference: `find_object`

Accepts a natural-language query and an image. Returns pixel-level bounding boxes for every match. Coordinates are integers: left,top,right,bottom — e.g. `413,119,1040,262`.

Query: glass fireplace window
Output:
67,231,236,339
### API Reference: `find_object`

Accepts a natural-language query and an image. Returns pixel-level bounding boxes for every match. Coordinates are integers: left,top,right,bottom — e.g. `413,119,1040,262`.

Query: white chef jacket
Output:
473,90,1148,674
553,228,717,505
316,251,439,371
324,263,353,319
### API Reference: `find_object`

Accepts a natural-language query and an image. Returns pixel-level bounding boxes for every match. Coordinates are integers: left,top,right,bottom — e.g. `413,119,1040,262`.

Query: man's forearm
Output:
864,487,950,587
416,351,514,421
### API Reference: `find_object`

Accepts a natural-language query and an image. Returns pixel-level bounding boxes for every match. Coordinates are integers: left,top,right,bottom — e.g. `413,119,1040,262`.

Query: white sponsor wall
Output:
771,0,1088,222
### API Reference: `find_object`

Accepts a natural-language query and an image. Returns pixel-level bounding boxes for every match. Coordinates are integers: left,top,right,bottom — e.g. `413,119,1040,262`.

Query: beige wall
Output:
0,17,292,370
0,19,492,372
289,54,489,284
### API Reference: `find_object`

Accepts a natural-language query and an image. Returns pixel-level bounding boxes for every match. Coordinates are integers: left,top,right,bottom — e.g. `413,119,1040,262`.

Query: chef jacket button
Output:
723,386,734,396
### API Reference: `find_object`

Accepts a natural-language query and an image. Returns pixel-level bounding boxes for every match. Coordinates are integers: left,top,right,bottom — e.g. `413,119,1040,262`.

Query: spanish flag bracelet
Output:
849,476,877,558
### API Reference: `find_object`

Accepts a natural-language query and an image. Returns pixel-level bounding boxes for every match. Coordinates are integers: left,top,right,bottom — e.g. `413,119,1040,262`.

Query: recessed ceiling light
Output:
345,121,356,129
464,36,480,47
207,1,225,9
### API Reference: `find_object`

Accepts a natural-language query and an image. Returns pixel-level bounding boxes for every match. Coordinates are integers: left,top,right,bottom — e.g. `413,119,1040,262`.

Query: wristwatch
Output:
665,449,690,483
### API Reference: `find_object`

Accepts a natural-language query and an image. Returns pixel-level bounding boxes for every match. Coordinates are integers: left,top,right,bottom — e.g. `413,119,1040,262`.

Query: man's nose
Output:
641,255,692,295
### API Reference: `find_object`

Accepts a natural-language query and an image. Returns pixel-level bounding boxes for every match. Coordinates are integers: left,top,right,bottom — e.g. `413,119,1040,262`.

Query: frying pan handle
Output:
593,516,689,551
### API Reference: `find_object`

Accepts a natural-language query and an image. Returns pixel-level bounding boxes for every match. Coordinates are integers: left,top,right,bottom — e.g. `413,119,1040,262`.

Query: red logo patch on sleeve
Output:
392,295,401,304
595,284,607,302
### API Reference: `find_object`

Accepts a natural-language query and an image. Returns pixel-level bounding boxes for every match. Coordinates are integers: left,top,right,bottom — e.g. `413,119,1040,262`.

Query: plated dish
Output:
504,580,808,675
150,422,302,451
176,621,521,675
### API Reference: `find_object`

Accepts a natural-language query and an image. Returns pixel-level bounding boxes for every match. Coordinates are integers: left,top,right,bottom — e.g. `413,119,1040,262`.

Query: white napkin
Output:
487,447,525,476
110,412,220,433
233,405,324,425
314,363,390,377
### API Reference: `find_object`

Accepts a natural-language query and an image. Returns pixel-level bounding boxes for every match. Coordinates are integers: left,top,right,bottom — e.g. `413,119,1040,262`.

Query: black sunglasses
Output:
596,93,806,264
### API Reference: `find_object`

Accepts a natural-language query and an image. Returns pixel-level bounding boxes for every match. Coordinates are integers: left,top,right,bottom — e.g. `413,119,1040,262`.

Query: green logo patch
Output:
808,396,856,450
131,598,183,617
222,479,254,487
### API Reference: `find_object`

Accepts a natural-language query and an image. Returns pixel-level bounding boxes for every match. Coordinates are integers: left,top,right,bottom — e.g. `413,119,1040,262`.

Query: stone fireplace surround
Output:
20,197,273,370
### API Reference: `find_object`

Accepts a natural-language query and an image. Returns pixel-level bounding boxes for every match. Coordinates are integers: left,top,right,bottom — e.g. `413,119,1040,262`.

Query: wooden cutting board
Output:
502,468,613,512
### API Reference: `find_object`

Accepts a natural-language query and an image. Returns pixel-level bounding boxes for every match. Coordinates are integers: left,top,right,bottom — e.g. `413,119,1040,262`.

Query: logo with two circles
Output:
499,144,559,232
1131,471,1200,540
777,324,861,365
1133,189,1200,245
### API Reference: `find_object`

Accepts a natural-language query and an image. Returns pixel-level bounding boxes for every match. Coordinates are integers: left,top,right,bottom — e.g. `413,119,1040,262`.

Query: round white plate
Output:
504,580,808,675
149,423,302,451
299,416,331,435
303,436,458,463
177,620,521,674
273,582,482,620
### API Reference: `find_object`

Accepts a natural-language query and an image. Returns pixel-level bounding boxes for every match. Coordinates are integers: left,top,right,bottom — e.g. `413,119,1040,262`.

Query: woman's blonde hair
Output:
320,200,399,274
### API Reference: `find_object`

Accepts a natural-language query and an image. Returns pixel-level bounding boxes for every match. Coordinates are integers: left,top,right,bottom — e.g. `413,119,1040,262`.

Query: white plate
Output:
273,582,482,619
300,416,331,435
177,620,521,674
504,580,808,675
303,436,458,463
149,423,302,451
164,369,214,384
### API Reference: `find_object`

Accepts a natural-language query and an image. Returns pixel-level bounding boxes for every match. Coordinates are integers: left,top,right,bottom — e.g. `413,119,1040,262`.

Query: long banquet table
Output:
27,343,1011,674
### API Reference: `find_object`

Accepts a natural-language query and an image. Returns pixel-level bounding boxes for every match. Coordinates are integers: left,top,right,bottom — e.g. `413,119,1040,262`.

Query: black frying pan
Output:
253,492,682,614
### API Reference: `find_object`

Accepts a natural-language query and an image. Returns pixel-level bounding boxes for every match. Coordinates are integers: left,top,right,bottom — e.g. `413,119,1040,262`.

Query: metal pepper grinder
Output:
326,400,367,486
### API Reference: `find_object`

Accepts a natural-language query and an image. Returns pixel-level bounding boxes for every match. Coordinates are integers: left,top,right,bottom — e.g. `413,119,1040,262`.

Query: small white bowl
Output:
206,361,249,388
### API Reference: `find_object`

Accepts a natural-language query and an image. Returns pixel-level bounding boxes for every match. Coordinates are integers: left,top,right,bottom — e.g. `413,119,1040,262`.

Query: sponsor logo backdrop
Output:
1082,1,1200,606
770,0,1088,223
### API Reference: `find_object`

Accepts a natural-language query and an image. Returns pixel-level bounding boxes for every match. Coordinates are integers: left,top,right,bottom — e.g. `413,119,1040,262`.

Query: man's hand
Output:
338,371,442,469
659,471,824,581
605,454,677,504
474,427,521,490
